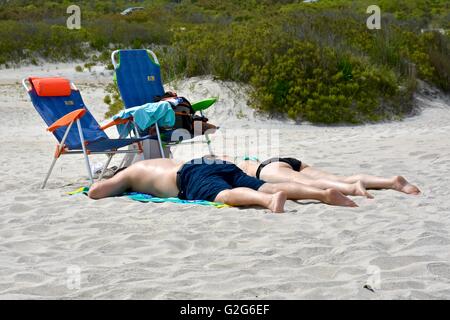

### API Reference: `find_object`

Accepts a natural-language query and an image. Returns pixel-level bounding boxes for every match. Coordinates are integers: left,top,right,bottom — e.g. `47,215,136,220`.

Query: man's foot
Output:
353,181,374,199
392,176,421,195
324,189,358,207
268,191,287,213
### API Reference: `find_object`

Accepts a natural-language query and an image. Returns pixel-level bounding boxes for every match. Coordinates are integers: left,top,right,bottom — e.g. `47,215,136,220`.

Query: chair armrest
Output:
100,117,132,131
191,98,217,112
47,109,86,132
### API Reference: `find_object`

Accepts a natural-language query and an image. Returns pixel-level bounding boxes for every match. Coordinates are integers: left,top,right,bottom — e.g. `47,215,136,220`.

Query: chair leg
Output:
82,151,93,185
76,119,94,185
199,110,214,156
41,156,58,189
99,154,114,180
154,123,165,158
118,153,128,169
205,132,214,156
41,121,74,189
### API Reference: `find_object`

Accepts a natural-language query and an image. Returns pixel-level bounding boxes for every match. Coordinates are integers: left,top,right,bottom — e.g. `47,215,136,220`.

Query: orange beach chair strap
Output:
47,108,87,132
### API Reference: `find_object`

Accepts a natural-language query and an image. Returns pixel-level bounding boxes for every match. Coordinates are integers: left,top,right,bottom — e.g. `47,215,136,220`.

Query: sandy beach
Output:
0,63,449,299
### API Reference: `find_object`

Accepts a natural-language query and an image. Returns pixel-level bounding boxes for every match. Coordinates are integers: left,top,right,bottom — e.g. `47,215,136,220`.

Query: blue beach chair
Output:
111,49,217,157
23,77,148,188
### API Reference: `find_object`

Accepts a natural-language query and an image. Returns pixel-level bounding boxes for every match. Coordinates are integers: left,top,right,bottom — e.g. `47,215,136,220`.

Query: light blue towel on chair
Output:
113,101,176,136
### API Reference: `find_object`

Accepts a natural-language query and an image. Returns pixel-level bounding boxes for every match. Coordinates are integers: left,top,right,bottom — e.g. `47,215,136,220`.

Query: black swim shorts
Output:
256,157,302,179
176,157,266,202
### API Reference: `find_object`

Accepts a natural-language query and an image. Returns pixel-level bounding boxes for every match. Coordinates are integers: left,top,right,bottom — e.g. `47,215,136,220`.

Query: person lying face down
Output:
88,157,357,213
224,155,420,197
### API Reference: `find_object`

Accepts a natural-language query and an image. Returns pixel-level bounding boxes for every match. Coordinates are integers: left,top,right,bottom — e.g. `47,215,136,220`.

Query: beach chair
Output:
111,49,217,157
23,77,149,188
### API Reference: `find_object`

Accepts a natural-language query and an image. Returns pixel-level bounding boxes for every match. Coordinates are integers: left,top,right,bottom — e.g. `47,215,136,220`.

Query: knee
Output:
351,174,364,180
259,183,281,193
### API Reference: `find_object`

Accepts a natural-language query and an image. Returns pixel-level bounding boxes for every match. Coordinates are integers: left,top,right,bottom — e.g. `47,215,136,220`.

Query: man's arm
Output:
88,170,131,199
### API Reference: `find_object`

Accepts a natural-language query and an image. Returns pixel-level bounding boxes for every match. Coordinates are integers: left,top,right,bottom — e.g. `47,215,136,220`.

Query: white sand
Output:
0,63,450,299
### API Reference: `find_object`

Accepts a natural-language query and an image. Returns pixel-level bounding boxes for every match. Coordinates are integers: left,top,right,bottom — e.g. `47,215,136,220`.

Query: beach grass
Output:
1,0,448,123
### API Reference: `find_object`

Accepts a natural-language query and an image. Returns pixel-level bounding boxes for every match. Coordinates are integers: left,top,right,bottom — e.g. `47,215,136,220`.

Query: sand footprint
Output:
427,262,450,279
8,203,34,213
418,153,439,160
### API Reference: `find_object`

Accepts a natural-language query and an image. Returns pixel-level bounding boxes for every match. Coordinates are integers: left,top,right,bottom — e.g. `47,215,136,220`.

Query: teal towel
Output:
112,101,176,136
68,187,229,209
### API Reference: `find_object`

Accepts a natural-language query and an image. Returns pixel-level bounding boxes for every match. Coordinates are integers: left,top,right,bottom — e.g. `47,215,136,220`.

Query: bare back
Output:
118,158,183,197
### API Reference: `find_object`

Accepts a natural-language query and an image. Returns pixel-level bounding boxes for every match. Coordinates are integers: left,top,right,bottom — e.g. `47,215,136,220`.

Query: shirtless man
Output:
88,157,358,213
234,156,420,196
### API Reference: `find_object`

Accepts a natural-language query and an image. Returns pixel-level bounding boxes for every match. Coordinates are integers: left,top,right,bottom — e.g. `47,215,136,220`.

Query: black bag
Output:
155,92,207,134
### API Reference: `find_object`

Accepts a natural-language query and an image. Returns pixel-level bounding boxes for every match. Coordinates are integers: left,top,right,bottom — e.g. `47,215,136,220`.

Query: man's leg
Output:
300,166,420,194
261,166,373,198
300,166,344,180
215,188,287,213
88,170,131,199
225,163,356,208
259,182,358,207
341,174,420,194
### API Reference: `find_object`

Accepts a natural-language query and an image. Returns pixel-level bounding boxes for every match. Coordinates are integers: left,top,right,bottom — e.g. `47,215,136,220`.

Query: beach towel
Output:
68,187,230,208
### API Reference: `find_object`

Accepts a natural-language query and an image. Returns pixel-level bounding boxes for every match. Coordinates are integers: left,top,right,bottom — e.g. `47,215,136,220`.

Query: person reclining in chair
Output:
147,91,218,138
88,157,358,213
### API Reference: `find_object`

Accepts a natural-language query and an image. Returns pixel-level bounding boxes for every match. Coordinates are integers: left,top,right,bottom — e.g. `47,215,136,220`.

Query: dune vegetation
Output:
1,0,449,124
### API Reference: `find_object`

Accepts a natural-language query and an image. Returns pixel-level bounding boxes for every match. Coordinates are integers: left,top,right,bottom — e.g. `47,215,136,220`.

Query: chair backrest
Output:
25,77,108,150
113,49,165,108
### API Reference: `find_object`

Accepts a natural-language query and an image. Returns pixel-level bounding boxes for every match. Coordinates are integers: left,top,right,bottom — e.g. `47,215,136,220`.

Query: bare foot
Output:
392,176,421,195
268,191,287,213
324,189,358,207
353,181,374,199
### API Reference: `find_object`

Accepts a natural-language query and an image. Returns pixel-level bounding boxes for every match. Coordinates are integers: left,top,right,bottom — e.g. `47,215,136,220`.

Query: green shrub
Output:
0,0,448,124
104,82,124,119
